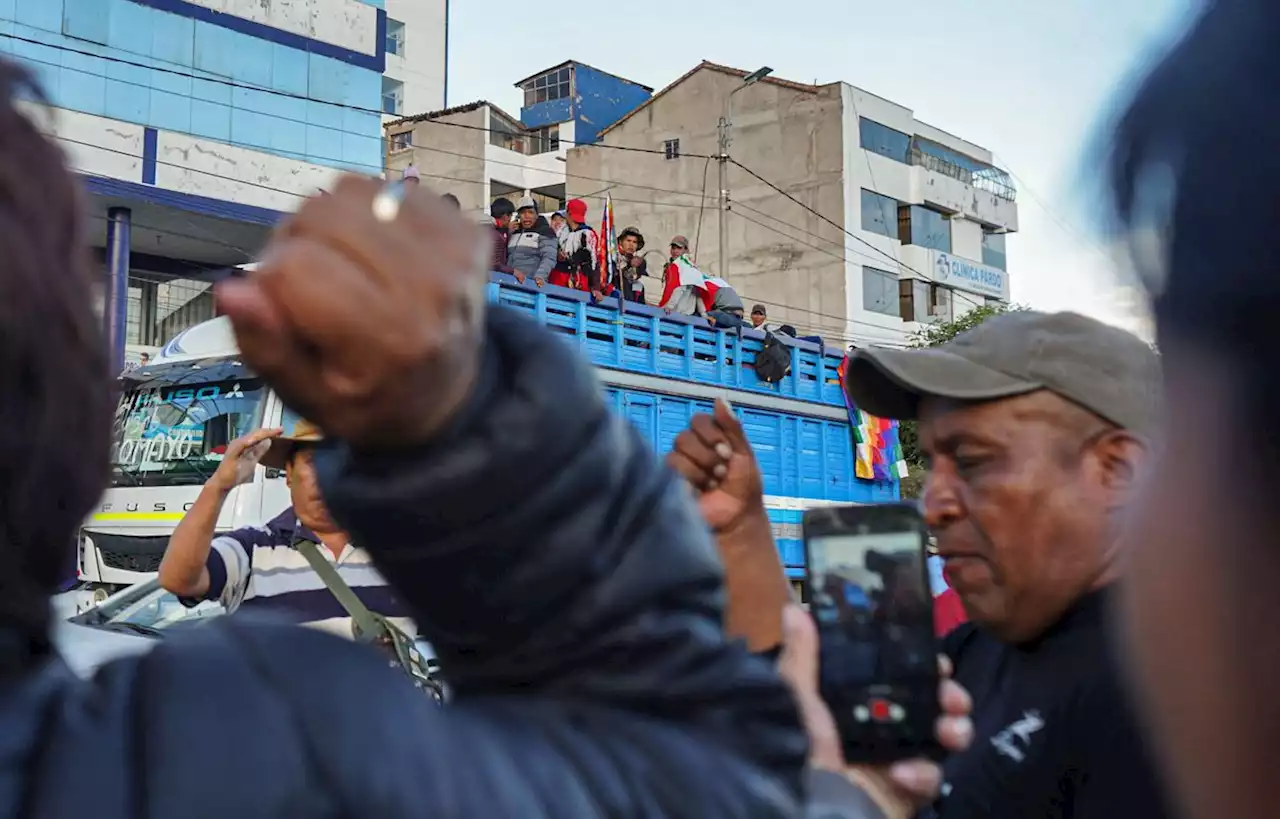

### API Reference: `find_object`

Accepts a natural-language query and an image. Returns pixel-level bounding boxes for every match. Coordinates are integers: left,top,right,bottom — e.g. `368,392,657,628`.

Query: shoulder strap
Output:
292,538,385,643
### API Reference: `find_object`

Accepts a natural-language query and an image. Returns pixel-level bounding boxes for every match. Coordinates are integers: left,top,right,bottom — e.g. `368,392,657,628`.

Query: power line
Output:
728,157,936,283
4,32,714,160
54,132,714,217
730,200,988,314
728,210,917,343
18,42,719,207
60,133,889,342
991,153,1111,262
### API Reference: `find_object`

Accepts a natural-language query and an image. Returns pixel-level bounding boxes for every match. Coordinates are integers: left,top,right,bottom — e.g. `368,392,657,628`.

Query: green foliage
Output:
907,302,1024,349
897,302,1027,498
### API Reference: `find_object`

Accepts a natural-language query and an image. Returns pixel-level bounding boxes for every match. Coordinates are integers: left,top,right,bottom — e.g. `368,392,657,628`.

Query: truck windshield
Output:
110,357,265,488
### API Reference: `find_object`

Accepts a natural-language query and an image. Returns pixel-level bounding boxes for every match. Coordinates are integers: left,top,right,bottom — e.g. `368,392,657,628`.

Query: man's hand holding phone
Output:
668,406,973,818
779,605,972,819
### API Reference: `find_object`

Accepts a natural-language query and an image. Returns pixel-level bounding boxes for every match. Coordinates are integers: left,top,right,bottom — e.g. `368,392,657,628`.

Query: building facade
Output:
380,0,447,121
384,101,571,218
1,0,444,368
385,61,651,219
566,62,1017,348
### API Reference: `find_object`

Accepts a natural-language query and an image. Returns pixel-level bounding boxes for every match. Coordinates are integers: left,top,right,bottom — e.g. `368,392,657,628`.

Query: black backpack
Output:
754,332,792,384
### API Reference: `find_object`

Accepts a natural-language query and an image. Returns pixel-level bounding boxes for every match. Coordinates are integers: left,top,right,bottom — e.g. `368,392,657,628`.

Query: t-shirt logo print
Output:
989,709,1044,763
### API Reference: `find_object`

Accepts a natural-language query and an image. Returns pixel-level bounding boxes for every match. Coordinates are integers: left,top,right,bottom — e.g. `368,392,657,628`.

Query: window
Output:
522,67,572,108
489,113,525,152
860,189,898,239
897,204,951,253
389,131,412,152
530,125,560,154
982,228,1007,271
859,118,910,164
385,19,406,57
910,137,1017,201
898,280,954,323
381,77,404,116
664,139,680,160
862,266,899,317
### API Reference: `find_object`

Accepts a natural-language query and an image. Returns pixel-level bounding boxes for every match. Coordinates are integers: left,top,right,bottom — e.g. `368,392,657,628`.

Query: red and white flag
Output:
658,255,707,306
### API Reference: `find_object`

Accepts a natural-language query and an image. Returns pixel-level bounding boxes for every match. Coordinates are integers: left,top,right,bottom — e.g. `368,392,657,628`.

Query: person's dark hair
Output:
1107,1,1279,343
490,197,515,219
441,193,460,209
1106,0,1280,473
0,61,112,654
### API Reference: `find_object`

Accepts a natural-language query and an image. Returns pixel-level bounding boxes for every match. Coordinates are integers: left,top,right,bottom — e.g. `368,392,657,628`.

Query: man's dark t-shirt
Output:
920,588,1172,819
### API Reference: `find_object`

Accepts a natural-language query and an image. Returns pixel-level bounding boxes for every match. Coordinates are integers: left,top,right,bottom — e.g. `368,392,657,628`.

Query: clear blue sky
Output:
446,0,1199,336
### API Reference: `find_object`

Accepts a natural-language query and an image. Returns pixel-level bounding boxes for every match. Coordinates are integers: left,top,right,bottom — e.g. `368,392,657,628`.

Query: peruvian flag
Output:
698,276,731,313
658,255,707,307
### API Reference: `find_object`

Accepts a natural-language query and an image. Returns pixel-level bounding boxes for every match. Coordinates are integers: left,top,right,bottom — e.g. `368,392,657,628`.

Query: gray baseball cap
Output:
843,310,1161,435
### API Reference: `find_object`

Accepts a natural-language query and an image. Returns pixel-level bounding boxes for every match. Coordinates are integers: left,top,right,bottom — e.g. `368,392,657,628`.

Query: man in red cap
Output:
549,198,602,299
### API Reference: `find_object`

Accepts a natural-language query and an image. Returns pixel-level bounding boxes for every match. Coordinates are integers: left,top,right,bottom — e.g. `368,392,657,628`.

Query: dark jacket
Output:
490,223,512,273
1,307,807,818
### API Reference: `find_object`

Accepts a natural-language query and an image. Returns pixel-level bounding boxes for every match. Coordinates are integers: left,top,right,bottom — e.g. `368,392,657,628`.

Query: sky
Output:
445,0,1201,338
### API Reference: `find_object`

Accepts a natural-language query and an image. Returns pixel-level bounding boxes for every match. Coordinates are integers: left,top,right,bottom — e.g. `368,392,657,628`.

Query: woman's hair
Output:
0,61,112,648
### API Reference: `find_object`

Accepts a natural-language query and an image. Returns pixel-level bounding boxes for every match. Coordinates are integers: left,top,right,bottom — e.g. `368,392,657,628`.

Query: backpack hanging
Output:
754,332,792,384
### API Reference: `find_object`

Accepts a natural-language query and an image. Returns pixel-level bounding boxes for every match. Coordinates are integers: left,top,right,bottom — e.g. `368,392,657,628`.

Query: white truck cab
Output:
79,316,300,598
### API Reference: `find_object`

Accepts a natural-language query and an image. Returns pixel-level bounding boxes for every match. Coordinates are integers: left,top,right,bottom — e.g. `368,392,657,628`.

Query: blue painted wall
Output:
519,63,650,145
571,63,650,146
0,0,384,173
519,95,571,130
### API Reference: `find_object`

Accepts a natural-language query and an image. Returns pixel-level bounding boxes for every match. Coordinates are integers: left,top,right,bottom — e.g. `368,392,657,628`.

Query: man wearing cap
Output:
506,195,557,286
842,310,1171,819
615,226,648,303
659,235,705,317
749,304,773,332
157,423,414,640
402,165,421,187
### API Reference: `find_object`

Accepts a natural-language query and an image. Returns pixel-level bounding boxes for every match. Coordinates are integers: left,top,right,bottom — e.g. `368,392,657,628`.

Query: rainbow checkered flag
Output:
836,353,909,481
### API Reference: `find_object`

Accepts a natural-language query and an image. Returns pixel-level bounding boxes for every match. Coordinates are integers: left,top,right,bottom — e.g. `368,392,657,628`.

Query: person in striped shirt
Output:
157,420,415,640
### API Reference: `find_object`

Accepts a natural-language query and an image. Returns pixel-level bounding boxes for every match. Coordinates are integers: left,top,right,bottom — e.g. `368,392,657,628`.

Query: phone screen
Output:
804,506,942,762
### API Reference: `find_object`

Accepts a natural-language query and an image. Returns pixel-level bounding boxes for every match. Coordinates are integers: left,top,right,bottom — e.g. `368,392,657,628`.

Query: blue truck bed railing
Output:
486,274,848,409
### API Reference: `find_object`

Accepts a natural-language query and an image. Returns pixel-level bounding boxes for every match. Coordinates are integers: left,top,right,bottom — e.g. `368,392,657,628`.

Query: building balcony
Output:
908,149,1019,233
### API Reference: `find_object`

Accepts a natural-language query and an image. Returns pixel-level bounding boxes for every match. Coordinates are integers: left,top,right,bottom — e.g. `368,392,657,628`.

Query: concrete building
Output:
0,0,437,369
566,61,1018,347
385,61,651,219
384,101,569,219
380,0,448,121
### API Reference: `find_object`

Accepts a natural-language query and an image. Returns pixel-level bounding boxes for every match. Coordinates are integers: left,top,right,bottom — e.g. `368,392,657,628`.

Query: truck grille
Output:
86,531,170,573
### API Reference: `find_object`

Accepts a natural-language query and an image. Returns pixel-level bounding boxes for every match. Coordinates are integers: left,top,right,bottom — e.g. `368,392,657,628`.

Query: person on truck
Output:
506,195,556,287
157,420,414,639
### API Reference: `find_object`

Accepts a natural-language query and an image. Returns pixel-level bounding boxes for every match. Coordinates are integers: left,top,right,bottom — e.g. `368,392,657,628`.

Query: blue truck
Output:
80,275,899,597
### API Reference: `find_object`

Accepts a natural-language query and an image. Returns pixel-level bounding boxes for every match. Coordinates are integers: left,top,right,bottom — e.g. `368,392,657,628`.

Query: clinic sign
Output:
930,251,1009,300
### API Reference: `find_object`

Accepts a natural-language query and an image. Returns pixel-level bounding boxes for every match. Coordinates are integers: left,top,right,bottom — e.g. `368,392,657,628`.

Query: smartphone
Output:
802,503,943,764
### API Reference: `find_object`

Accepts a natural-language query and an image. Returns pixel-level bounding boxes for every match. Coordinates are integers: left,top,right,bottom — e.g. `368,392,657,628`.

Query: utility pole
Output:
717,115,730,280
719,67,773,281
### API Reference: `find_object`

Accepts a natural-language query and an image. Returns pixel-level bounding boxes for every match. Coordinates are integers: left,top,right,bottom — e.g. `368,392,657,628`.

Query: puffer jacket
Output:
0,306,808,819
507,216,557,281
